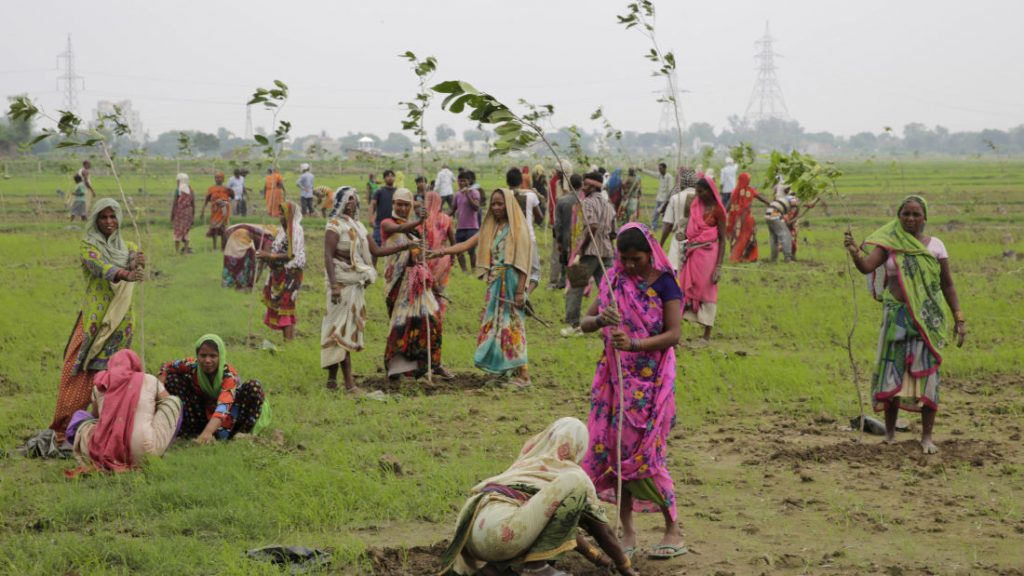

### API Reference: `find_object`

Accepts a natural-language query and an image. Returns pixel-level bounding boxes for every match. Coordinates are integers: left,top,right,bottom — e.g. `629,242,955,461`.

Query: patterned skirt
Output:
263,266,303,330
163,376,265,440
872,302,940,412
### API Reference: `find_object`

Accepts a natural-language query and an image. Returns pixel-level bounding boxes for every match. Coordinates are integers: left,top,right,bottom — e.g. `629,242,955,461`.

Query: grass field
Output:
0,158,1022,575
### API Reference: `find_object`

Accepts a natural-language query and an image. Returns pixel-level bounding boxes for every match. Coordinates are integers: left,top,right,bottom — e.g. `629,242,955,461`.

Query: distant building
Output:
357,136,376,152
94,100,144,142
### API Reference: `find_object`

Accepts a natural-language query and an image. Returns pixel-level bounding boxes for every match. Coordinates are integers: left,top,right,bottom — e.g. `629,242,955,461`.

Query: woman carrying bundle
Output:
66,349,181,473
160,334,268,443
679,177,726,341
381,188,448,380
321,186,410,391
50,199,145,441
259,200,305,341
844,195,966,454
440,417,638,576
436,189,532,387
579,223,686,560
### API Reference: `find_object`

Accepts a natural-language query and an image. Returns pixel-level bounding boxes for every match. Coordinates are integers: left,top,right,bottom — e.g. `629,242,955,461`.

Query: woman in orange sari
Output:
264,168,285,217
725,173,768,263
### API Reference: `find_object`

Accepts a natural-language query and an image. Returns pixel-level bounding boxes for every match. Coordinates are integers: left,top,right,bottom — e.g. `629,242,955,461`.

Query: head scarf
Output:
193,334,227,399
685,176,725,243
391,187,414,220
862,194,947,358
736,172,752,192
611,222,675,280
88,349,146,471
84,198,131,268
725,157,735,166
176,173,191,196
898,194,928,220
533,164,545,177
472,417,595,492
329,186,358,220
299,163,311,172
279,200,304,262
214,171,225,180
474,188,532,278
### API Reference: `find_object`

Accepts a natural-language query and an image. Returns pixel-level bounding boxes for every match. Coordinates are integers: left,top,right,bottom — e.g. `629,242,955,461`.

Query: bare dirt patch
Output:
358,372,494,396
767,438,1002,470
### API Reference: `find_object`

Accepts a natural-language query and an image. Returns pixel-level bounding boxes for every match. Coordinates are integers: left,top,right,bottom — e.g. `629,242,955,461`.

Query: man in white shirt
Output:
227,169,246,216
719,157,738,208
640,162,674,229
507,167,543,293
296,163,314,216
659,167,699,272
435,164,455,211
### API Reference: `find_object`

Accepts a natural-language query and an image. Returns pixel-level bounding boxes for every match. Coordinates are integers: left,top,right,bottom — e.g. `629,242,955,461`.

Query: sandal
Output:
325,379,338,391
648,544,688,559
434,365,455,381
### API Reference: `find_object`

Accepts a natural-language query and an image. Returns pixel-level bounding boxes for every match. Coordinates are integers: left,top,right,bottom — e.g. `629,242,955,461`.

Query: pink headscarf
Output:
88,349,146,471
684,175,725,244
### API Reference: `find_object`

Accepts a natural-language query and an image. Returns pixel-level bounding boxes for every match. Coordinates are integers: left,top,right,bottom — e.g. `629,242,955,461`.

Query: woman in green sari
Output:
844,195,966,454
440,417,637,576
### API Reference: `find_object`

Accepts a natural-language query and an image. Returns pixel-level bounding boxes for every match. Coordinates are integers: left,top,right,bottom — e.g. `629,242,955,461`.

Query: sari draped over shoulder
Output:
263,201,305,330
582,223,678,520
51,199,138,439
440,418,607,575
680,177,725,327
383,210,442,376
726,172,759,263
424,191,453,305
321,188,378,368
473,189,531,375
862,199,949,412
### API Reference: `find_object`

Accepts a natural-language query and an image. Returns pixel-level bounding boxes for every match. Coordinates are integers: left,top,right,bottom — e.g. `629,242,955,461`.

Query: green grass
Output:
0,158,1022,574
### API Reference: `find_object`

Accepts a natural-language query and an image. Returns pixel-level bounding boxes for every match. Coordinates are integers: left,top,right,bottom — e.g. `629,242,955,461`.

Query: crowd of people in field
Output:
28,156,966,575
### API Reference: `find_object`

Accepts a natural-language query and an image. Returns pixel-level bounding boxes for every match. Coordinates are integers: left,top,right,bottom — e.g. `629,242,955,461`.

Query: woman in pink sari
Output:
580,223,686,560
423,191,456,311
680,176,726,340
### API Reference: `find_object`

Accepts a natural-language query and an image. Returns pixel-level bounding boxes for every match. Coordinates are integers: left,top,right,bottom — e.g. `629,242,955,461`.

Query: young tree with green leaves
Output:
617,0,684,167
398,51,438,176
248,80,291,170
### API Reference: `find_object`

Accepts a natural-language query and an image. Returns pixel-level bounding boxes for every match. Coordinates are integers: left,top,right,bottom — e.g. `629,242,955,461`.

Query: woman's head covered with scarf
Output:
176,173,190,196
193,334,227,398
898,194,928,220
279,200,302,260
391,188,414,220
85,198,131,268
329,186,359,220
475,188,532,278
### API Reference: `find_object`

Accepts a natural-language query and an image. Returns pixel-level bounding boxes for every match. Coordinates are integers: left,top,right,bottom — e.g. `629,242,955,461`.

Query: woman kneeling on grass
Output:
580,223,686,560
440,417,638,576
66,349,182,474
844,195,966,454
159,335,269,444
321,186,410,391
434,189,532,387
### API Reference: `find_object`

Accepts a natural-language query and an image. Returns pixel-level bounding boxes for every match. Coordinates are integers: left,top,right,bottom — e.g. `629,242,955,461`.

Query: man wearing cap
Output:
297,163,315,216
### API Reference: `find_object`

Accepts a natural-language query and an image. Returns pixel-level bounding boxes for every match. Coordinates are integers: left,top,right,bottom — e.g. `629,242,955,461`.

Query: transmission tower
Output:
744,22,789,123
244,105,254,140
56,34,85,114
655,71,687,134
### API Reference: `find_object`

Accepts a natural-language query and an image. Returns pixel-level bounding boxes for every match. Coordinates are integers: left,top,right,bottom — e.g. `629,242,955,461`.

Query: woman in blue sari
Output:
435,188,533,387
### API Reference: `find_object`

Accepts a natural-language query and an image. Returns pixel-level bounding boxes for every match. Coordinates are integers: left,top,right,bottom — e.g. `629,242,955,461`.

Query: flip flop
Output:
623,546,637,559
648,544,688,559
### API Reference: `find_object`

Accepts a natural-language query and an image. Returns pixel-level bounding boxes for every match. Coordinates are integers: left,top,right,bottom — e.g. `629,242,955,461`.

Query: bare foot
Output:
882,433,897,445
344,384,364,395
920,437,939,454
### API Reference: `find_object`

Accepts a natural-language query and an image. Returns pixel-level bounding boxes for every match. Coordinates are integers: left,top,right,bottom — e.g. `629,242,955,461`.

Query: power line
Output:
744,21,789,123
56,34,84,114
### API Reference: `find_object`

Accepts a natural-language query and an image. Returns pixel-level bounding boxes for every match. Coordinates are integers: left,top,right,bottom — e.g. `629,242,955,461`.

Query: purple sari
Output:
582,223,678,519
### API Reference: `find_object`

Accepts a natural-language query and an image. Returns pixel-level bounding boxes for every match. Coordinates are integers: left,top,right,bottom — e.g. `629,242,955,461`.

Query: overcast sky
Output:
2,0,1021,141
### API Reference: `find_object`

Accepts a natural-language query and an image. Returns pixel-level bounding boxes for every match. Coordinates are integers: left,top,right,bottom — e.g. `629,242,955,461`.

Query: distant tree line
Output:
3,102,1023,159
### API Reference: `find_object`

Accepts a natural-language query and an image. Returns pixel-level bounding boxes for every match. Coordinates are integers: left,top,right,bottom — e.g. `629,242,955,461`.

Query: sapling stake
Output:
8,98,148,364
